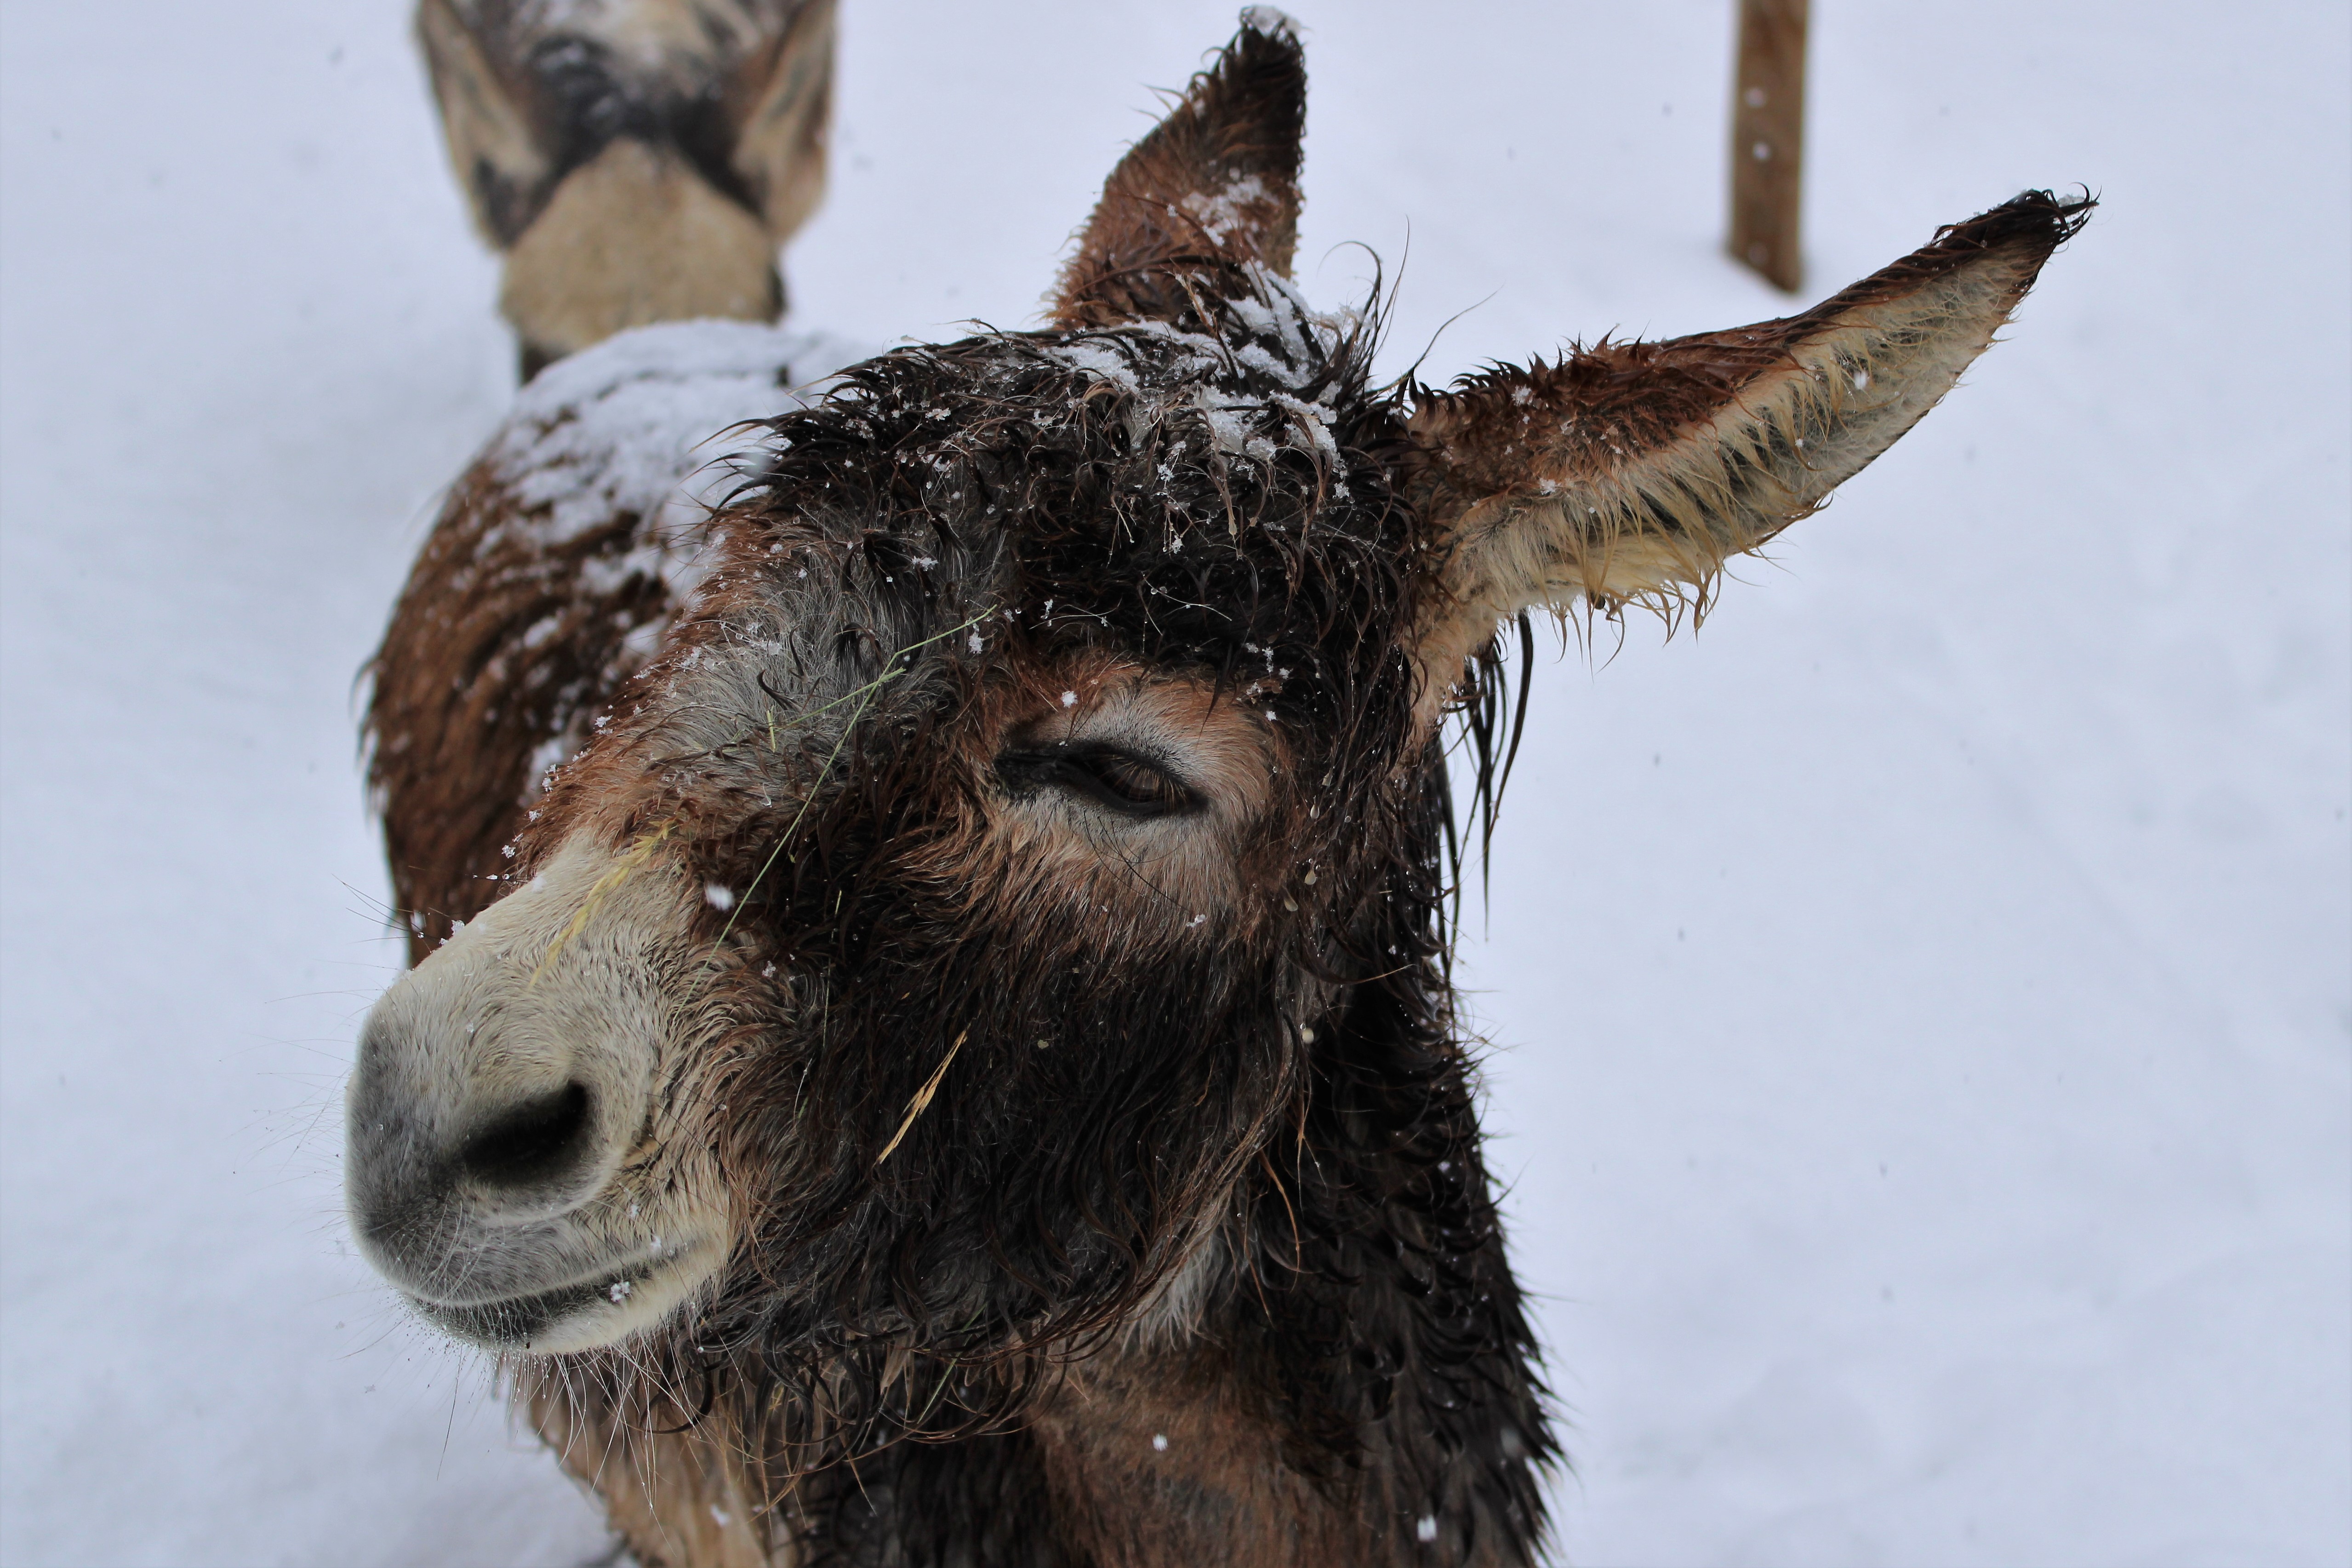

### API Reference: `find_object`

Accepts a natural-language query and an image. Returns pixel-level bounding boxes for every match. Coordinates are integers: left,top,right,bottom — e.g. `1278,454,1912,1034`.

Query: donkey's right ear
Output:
1050,10,1307,329
416,0,554,248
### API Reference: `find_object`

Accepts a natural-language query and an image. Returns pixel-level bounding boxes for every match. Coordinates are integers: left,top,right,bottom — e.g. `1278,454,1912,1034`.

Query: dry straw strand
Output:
876,1029,970,1166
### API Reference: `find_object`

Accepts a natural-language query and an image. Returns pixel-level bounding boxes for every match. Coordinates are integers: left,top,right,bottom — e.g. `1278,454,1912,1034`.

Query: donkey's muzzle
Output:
342,835,725,1351
344,1011,620,1300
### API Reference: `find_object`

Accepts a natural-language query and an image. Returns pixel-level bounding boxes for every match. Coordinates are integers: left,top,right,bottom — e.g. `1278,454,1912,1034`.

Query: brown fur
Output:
1027,1352,1374,1568
354,16,2087,1565
369,451,688,964
527,1375,781,1568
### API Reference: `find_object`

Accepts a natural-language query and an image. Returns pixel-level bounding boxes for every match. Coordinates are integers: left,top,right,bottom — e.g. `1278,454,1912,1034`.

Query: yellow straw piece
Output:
528,821,674,989
876,1030,968,1166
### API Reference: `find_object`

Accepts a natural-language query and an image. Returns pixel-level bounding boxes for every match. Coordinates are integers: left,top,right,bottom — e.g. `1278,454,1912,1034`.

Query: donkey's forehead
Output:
736,278,1414,681
765,274,1369,500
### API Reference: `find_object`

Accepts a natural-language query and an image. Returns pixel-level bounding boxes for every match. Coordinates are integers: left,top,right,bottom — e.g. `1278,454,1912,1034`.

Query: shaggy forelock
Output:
735,270,1424,727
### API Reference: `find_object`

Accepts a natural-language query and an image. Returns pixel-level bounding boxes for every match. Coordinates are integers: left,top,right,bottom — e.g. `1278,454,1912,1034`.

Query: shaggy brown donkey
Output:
353,15,2086,1565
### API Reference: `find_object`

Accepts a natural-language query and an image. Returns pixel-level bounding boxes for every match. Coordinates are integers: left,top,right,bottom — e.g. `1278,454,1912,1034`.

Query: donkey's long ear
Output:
1050,11,1307,329
721,0,837,245
417,0,554,247
1404,191,2093,710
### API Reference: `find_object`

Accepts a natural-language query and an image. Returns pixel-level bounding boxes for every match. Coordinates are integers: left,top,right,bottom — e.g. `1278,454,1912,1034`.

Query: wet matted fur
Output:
513,265,1552,1565
354,13,2086,1566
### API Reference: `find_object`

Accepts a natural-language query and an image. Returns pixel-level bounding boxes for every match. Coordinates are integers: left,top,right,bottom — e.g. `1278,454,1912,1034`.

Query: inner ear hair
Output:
1050,10,1308,329
1404,189,2094,710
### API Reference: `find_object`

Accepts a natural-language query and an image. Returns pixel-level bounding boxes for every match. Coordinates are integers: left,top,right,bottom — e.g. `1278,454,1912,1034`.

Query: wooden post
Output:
1728,0,1807,292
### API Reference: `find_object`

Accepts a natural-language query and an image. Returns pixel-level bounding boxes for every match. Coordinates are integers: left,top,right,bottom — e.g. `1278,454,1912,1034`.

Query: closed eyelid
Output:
995,743,1199,819
1005,673,1280,815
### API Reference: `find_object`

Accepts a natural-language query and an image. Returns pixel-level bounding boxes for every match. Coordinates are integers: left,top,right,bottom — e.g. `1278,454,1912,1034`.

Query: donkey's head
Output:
352,11,2081,1444
418,0,834,376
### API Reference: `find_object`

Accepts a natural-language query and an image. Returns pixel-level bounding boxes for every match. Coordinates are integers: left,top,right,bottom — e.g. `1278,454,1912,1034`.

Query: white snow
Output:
484,318,865,610
1045,339,1144,393
1180,171,1269,245
1,3,2343,1567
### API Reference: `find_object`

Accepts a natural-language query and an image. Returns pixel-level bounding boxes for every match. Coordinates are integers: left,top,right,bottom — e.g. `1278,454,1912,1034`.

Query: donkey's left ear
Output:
1050,10,1307,329
721,0,837,245
1403,190,2094,713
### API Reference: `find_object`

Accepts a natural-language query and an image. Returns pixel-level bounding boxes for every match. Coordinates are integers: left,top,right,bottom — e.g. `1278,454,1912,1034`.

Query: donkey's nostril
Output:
458,1081,594,1192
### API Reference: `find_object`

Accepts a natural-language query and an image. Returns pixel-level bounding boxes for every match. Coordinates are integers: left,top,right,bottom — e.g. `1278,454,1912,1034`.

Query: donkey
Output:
352,15,2086,1565
417,0,836,376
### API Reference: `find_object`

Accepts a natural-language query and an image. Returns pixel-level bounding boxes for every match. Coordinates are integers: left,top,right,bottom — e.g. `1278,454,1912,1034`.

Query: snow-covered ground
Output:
2,2,2343,1563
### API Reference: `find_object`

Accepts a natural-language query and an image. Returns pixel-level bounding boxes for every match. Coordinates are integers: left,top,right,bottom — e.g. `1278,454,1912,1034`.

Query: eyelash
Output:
995,744,1197,818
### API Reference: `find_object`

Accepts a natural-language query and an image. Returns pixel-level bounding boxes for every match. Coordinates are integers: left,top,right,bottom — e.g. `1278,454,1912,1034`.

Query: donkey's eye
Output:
997,744,1197,818
1080,749,1190,810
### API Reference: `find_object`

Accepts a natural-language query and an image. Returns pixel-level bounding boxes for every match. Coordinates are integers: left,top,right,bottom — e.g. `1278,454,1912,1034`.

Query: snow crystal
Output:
607,1280,632,1304
525,734,571,786
1416,1516,1438,1543
1150,1433,1169,1452
1194,392,1256,457
1269,392,1339,463
1182,173,1268,246
1237,6,1299,41
704,883,736,912
1047,340,1143,393
1061,690,1077,707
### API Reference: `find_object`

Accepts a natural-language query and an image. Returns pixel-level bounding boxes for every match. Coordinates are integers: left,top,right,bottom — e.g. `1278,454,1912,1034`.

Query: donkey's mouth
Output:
407,1232,722,1354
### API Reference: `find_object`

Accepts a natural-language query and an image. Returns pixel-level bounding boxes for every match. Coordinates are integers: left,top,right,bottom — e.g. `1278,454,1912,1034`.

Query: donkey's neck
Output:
1025,1342,1367,1567
542,1049,1550,1568
1022,997,1554,1568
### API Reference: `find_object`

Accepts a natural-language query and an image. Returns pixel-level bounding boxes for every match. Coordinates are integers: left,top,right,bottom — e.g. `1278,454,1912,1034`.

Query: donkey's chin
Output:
409,1230,725,1355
